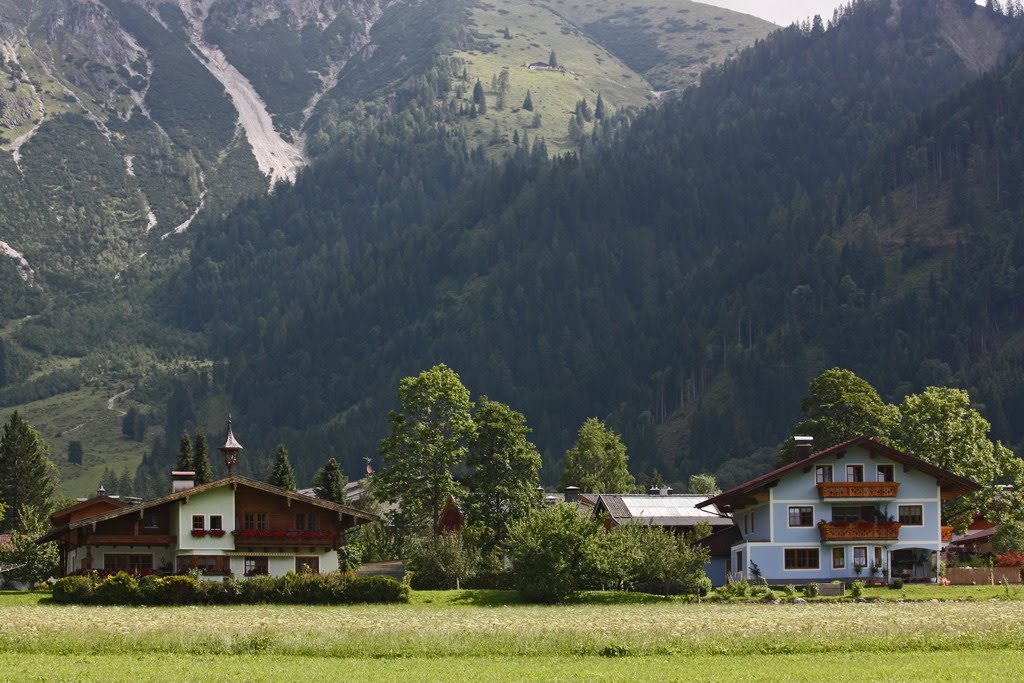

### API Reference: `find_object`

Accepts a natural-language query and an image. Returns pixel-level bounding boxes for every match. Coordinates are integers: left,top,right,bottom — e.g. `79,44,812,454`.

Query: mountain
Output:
169,0,1024,488
0,0,771,497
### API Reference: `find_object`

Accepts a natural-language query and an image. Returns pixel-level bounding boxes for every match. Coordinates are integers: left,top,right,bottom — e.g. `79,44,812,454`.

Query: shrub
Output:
407,533,479,589
850,580,864,598
203,577,243,604
506,504,601,603
139,575,202,605
465,551,513,589
890,578,904,589
340,576,409,603
782,585,796,598
995,551,1024,567
92,572,141,605
52,575,94,604
716,579,750,599
239,575,280,604
802,583,819,598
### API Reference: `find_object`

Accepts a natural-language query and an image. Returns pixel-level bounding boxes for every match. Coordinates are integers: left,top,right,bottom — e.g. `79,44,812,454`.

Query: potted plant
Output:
209,529,226,538
190,529,208,538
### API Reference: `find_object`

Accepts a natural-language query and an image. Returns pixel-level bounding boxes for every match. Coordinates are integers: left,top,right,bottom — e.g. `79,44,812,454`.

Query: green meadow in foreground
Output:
3,589,1024,681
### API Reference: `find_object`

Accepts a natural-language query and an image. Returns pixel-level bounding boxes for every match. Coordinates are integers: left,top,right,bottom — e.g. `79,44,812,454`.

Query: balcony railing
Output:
819,522,901,542
232,529,336,548
941,526,954,543
816,482,901,499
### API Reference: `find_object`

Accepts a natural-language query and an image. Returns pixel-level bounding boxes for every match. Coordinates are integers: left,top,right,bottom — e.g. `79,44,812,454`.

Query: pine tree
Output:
314,458,346,503
497,68,511,94
176,432,194,472
193,430,213,484
531,111,542,128
595,92,605,120
67,441,83,465
472,79,484,104
522,89,534,111
121,407,137,439
503,26,511,39
0,411,56,532
513,129,520,145
268,445,297,490
117,468,134,497
496,90,506,111
568,115,583,142
548,50,558,68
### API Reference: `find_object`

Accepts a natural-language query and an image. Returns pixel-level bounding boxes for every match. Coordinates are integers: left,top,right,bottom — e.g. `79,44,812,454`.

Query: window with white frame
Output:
192,515,205,530
788,506,813,527
815,465,833,483
876,464,895,482
846,465,864,482
853,546,868,568
832,547,845,569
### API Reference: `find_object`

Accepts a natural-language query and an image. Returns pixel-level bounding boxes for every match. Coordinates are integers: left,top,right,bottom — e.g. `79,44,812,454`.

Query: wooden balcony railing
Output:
819,522,901,542
86,534,176,547
941,526,954,543
232,530,336,548
816,482,901,499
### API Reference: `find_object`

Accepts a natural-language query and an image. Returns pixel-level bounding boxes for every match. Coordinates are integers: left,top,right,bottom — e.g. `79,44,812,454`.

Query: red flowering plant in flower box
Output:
191,529,208,538
209,529,226,538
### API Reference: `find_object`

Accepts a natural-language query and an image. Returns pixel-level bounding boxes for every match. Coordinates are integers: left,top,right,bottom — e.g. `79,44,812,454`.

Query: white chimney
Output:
171,471,196,493
794,436,814,460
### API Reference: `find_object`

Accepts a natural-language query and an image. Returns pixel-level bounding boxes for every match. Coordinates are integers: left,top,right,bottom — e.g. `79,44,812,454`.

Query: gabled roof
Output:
49,495,127,526
37,476,375,544
594,494,733,527
697,436,982,513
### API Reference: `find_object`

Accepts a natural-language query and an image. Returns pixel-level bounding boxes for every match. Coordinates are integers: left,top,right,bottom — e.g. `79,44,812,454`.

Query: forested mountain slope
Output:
173,0,1024,487
0,0,770,497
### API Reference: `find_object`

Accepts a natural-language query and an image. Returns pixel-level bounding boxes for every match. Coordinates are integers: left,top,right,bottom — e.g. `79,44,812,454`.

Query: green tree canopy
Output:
193,430,212,485
892,387,1024,528
688,473,721,495
313,458,347,503
0,411,56,532
560,418,636,493
778,368,897,465
465,396,542,548
506,503,600,603
377,364,475,536
268,445,297,491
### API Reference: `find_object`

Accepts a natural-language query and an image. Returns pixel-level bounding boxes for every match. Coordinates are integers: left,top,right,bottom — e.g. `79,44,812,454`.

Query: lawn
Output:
3,588,1024,680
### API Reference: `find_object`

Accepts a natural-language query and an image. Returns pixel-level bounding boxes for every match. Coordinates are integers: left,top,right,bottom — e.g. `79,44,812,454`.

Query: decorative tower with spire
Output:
218,416,244,475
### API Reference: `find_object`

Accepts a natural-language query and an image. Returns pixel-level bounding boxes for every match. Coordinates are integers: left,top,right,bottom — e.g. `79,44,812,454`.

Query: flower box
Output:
190,530,208,538
209,529,226,538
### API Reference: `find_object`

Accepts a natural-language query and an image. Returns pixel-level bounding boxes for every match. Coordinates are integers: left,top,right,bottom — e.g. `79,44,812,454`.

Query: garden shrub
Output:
340,576,409,603
139,575,202,605
890,578,904,589
238,575,280,604
407,533,479,590
465,551,513,589
52,575,94,604
92,572,141,605
850,580,864,598
782,585,796,598
715,579,750,599
802,583,819,598
506,504,601,603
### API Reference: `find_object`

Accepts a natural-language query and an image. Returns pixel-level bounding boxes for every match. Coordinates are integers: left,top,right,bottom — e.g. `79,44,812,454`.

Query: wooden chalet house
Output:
37,421,373,578
696,436,980,584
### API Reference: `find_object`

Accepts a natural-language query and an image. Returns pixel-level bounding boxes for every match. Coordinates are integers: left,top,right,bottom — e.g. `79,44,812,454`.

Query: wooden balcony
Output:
816,482,901,500
232,530,336,549
941,526,954,543
86,534,176,547
819,522,901,542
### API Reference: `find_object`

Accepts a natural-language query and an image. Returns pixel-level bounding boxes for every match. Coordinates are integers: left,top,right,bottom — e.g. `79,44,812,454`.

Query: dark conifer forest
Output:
161,0,1024,487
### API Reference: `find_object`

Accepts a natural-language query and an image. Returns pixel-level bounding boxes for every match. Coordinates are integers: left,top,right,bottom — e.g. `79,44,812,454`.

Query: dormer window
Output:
815,465,833,483
846,465,864,483
876,464,895,482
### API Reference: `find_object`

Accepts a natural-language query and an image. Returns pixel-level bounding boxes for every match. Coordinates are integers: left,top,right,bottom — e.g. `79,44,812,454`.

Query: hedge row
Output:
52,572,409,606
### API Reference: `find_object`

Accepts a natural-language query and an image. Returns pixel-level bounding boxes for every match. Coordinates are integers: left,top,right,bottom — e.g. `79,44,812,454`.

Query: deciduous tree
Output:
560,418,635,493
465,397,541,547
377,364,475,536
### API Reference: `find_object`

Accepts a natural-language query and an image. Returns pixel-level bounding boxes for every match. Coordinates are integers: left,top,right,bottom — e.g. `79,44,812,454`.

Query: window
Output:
876,464,895,483
192,515,205,531
736,550,743,577
832,506,870,524
143,513,159,529
846,465,864,483
104,554,153,573
244,512,268,531
209,515,223,531
307,514,317,531
832,547,845,569
788,506,813,527
874,547,883,569
853,546,868,569
815,465,833,483
178,555,229,575
743,512,754,535
244,556,269,577
296,513,306,530
295,557,320,574
784,548,820,570
898,505,923,526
